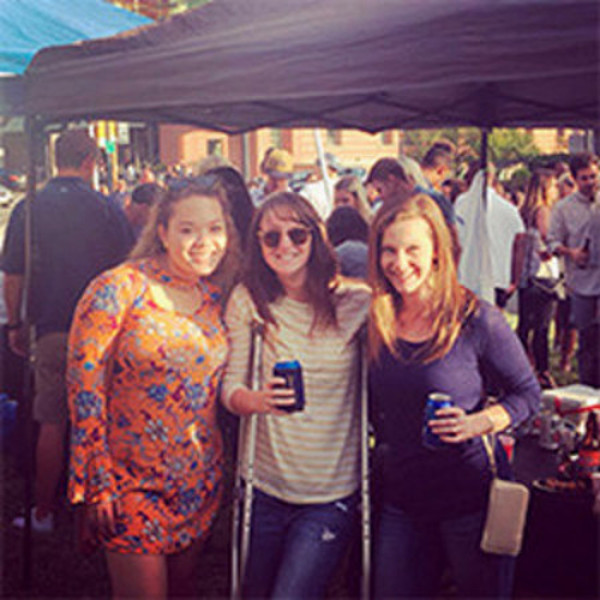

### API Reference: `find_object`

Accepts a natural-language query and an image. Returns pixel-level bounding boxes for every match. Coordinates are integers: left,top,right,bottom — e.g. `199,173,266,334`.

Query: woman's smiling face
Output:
258,207,312,285
158,194,227,280
379,215,436,299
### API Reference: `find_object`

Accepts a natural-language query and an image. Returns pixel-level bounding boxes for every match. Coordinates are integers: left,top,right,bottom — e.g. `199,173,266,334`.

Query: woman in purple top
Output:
368,194,540,598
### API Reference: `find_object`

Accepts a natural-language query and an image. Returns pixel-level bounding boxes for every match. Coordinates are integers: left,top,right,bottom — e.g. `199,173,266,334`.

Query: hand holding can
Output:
272,360,305,413
422,393,454,449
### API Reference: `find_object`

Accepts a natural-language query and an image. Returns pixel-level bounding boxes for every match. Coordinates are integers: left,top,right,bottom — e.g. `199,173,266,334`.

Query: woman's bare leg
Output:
167,538,205,598
106,551,168,600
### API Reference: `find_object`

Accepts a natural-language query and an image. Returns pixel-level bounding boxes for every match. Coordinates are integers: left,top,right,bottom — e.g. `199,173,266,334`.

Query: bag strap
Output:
482,433,498,479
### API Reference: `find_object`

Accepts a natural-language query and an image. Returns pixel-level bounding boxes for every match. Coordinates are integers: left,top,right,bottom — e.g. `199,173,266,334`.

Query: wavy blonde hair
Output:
368,193,478,364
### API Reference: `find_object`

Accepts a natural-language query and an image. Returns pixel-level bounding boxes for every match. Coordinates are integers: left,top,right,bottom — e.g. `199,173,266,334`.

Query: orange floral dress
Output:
67,257,226,554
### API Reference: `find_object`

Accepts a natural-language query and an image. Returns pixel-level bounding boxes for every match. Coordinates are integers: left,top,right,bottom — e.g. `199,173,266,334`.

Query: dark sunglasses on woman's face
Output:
166,174,219,191
258,227,311,249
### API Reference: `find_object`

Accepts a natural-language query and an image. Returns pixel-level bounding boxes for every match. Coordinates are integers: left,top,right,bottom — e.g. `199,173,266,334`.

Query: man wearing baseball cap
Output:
252,148,294,205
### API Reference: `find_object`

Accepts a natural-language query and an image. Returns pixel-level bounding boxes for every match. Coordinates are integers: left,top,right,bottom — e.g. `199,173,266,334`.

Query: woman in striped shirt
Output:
222,192,370,598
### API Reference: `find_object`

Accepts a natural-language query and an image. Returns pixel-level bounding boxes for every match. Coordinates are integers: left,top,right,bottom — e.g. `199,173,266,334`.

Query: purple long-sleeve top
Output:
369,301,540,520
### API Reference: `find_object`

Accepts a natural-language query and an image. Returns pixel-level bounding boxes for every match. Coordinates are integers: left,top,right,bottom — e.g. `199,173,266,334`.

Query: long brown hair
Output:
368,193,478,364
520,169,556,228
243,192,338,331
129,176,240,294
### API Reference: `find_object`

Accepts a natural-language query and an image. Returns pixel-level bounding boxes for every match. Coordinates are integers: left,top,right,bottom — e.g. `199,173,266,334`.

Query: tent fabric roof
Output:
0,0,152,75
25,0,599,133
0,0,151,117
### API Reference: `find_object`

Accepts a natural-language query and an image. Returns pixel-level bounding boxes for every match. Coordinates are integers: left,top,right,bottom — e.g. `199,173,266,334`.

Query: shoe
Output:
12,508,54,533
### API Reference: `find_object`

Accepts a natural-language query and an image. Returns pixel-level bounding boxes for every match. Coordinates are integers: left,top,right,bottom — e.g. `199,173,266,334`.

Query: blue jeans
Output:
243,487,358,599
374,504,515,599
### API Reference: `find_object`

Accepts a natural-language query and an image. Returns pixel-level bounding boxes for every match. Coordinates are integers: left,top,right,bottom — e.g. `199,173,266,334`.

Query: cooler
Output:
541,384,600,434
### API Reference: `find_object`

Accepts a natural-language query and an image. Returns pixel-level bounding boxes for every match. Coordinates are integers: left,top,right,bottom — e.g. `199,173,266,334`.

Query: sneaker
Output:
12,508,54,533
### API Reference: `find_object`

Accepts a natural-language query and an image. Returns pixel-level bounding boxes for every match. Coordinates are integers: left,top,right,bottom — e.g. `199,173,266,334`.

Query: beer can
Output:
273,360,305,413
422,392,453,449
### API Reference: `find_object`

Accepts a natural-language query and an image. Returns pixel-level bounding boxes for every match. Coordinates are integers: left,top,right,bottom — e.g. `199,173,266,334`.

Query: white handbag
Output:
480,435,530,557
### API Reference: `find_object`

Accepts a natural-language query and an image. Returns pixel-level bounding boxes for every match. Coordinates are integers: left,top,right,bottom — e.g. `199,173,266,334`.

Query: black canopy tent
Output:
24,0,599,132
12,0,600,593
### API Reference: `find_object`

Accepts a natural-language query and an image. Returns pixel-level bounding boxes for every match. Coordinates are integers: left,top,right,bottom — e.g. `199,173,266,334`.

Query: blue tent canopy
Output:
0,0,151,75
0,0,151,116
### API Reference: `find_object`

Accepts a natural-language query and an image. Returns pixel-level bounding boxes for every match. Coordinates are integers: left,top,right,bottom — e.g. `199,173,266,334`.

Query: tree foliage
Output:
488,129,539,164
400,127,539,169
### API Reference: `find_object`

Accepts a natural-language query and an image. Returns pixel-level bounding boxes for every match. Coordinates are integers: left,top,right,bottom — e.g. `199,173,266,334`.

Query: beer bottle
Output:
575,237,591,269
577,411,600,478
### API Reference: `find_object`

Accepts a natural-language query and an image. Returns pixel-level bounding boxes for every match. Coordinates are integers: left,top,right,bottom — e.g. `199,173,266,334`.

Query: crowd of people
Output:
1,127,598,599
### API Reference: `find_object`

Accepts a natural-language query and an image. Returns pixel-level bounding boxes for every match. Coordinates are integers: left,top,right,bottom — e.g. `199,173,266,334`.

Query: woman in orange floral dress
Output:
67,177,239,598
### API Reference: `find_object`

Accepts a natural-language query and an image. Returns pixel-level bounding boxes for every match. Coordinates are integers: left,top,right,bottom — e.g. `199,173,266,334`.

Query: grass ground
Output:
1,448,232,599
0,311,581,599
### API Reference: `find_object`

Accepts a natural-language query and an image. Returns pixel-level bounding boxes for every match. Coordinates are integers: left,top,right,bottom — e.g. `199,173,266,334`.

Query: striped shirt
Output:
222,281,370,504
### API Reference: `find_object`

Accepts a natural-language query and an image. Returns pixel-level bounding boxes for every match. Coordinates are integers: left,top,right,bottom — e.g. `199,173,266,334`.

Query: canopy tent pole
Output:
20,115,41,590
593,128,600,156
242,133,251,181
313,128,333,208
477,126,495,304
481,127,489,206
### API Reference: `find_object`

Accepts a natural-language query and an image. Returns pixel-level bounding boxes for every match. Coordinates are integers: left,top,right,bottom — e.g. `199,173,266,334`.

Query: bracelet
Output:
6,321,22,331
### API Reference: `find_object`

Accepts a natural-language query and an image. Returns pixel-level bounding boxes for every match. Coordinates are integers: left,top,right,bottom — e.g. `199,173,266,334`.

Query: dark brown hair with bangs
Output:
243,191,339,332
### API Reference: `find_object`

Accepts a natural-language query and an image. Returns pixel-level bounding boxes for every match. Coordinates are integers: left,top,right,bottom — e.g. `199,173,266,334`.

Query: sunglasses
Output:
258,227,311,249
166,174,219,191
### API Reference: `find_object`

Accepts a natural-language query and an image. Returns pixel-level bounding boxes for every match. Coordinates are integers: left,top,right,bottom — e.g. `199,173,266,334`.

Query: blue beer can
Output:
273,360,305,413
422,392,453,449
0,394,17,445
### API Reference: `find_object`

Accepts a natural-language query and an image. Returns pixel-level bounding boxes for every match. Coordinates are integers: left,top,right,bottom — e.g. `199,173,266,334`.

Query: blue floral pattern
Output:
67,258,226,554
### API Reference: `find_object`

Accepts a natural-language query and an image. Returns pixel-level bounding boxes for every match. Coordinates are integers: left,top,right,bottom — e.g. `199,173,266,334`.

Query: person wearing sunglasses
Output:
67,178,240,598
222,191,370,598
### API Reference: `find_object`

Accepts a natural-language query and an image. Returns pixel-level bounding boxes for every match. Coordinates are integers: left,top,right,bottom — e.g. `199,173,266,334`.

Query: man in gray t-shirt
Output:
548,152,599,387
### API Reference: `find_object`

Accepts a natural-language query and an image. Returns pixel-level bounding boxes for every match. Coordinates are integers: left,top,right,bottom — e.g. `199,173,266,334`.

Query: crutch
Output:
358,327,371,600
230,320,264,600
